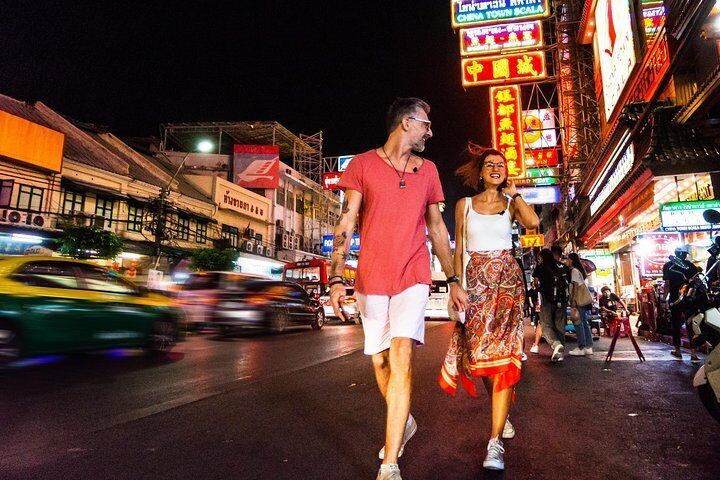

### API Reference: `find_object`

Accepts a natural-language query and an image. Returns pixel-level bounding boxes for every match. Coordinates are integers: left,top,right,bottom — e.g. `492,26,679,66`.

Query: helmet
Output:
674,244,690,255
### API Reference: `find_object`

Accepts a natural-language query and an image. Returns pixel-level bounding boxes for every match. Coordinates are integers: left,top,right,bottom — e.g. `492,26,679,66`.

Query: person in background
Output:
528,271,543,354
532,247,571,362
662,245,700,362
599,286,626,336
706,236,720,288
565,253,594,356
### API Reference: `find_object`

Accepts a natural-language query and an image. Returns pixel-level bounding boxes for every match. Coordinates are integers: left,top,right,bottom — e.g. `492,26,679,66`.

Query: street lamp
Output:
197,140,214,153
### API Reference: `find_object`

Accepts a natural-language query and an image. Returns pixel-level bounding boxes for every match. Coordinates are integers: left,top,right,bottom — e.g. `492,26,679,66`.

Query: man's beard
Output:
411,137,427,153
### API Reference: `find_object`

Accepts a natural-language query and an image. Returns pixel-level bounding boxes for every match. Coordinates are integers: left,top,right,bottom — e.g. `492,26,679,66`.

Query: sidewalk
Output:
7,322,720,480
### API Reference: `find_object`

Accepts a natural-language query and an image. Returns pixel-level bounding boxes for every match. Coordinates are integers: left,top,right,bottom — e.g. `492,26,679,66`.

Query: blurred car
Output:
209,280,325,333
176,271,264,328
318,286,360,324
0,256,181,367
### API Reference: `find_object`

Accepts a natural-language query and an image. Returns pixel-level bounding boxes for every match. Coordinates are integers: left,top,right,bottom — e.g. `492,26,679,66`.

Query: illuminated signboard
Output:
637,232,682,276
525,167,559,178
462,52,546,86
642,3,665,39
460,21,543,56
322,172,343,190
589,140,635,215
322,233,360,253
524,148,559,167
490,85,524,178
338,155,354,172
520,233,545,247
595,0,637,121
516,176,557,186
522,108,557,149
451,0,550,28
660,200,720,232
517,185,561,204
0,110,64,173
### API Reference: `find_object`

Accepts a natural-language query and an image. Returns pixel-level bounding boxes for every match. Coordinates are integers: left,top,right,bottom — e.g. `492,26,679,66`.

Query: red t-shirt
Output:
338,149,445,295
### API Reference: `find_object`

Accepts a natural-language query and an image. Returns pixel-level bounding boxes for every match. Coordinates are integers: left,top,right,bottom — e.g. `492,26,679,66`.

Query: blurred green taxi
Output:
0,256,181,367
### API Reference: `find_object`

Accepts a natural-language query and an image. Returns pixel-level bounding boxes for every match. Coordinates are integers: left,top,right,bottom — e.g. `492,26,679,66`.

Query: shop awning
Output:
643,106,720,176
61,178,128,201
170,206,215,223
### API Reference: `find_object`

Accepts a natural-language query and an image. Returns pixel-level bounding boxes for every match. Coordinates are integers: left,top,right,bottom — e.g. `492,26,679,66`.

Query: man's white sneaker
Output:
501,419,515,439
521,353,528,362
376,463,402,480
529,344,539,354
378,414,417,460
551,344,564,362
583,347,594,355
568,347,585,356
483,437,505,471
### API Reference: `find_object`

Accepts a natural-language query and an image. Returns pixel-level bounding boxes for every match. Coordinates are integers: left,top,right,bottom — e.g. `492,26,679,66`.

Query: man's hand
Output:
449,283,468,312
329,283,347,322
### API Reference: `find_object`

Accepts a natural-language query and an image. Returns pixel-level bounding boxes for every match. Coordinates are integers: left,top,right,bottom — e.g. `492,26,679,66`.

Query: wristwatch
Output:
512,192,522,200
446,275,459,284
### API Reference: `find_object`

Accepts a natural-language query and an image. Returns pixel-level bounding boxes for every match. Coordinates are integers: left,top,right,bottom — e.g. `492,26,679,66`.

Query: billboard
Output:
517,185,561,204
451,0,550,28
524,148,559,167
490,85,524,178
660,200,720,232
462,52,546,87
322,172,342,190
642,2,665,39
233,145,280,189
595,0,637,120
460,21,543,56
0,110,64,173
322,233,360,253
338,155,354,172
522,108,557,149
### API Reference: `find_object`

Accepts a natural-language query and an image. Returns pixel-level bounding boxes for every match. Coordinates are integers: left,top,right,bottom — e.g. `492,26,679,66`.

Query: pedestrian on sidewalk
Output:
330,97,468,480
565,253,595,356
439,147,539,472
662,245,701,362
528,281,543,354
532,247,571,361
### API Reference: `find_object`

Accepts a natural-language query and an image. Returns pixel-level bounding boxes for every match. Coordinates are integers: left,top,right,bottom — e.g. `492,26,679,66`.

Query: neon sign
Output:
451,0,550,28
490,85,525,178
460,21,543,56
462,52,546,86
524,148,558,167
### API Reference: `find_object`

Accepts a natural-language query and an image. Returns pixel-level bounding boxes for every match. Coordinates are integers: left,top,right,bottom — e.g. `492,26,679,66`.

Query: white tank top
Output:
465,197,513,252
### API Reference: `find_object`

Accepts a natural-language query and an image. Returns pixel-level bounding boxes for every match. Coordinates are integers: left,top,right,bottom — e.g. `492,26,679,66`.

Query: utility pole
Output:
153,153,190,269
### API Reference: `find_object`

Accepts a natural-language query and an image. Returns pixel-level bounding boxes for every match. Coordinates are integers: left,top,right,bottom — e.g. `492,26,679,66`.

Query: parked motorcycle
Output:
686,209,720,423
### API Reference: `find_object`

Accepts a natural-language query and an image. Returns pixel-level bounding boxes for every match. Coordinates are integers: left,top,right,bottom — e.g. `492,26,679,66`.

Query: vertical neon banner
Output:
490,85,525,178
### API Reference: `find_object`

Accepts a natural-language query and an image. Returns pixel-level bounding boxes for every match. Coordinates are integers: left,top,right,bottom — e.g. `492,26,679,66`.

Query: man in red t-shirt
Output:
330,97,467,480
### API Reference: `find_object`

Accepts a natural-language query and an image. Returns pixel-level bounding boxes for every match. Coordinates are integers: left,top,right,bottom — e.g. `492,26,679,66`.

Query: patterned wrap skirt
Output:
439,250,525,397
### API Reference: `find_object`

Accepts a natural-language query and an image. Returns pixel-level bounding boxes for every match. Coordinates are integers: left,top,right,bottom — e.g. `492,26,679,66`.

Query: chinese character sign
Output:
462,52,546,86
524,148,558,167
522,108,557,148
451,0,550,28
490,85,525,178
460,21,543,56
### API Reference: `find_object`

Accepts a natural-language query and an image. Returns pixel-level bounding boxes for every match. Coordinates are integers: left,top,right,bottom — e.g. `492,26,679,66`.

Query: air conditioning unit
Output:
1,210,24,224
243,240,255,253
265,246,274,258
281,233,290,249
255,244,265,256
27,213,49,229
288,236,296,251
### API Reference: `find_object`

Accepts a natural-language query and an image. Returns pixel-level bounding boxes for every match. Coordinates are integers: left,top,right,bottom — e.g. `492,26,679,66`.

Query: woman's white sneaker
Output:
529,344,539,354
501,419,515,439
483,437,505,470
583,347,594,355
568,347,585,356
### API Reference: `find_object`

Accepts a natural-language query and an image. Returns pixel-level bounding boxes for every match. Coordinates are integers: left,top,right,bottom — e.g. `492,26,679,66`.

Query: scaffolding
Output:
295,131,323,185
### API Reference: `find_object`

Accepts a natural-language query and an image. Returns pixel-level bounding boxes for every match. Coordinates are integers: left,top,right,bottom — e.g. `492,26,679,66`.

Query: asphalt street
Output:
1,320,718,479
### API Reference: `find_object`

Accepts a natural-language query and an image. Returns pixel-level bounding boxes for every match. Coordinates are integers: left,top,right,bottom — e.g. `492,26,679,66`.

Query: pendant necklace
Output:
381,146,412,189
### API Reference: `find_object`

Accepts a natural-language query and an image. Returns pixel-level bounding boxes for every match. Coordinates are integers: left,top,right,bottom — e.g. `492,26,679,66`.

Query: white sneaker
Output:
501,419,515,439
584,347,594,355
551,344,564,362
376,463,402,480
379,414,417,459
529,344,539,354
568,347,585,356
483,437,505,470
521,353,528,362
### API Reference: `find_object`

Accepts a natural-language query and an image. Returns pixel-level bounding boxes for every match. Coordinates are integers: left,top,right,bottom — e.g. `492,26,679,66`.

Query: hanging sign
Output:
524,148,559,167
460,21,543,56
490,85,525,178
637,232,682,276
517,186,561,204
522,108,557,149
451,0,550,28
660,200,720,232
462,52,546,86
520,234,545,248
525,167,559,178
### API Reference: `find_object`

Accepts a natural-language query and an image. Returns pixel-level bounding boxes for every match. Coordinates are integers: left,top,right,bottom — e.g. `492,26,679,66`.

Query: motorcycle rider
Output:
662,245,700,362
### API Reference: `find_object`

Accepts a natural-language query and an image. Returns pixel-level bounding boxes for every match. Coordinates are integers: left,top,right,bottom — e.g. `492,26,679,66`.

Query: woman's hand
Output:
502,179,518,197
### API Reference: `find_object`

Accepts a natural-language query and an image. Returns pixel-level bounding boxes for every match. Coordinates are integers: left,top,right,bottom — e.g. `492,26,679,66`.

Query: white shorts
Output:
355,283,430,355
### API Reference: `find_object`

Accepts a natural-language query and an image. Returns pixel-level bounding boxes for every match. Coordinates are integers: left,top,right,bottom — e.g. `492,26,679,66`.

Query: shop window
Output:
177,215,190,241
95,196,114,226
276,189,285,207
16,184,44,212
295,196,303,214
63,189,85,214
0,179,14,208
222,224,239,248
127,204,144,232
196,221,208,244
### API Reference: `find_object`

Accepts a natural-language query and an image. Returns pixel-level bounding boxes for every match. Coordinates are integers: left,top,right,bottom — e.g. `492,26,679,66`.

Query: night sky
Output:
1,1,493,226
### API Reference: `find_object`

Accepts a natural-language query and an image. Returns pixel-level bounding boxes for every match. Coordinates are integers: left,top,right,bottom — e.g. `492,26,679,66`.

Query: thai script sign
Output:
451,0,550,28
